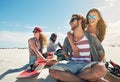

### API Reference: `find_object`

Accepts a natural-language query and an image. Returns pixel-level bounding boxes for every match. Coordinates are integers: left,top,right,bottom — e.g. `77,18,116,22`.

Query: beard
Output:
71,23,79,31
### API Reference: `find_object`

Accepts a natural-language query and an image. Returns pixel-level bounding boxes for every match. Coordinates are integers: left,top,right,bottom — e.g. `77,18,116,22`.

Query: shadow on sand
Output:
0,64,29,80
15,75,58,82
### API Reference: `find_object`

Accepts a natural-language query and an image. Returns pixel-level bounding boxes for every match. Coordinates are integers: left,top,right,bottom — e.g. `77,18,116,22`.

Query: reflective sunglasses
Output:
69,18,79,23
33,30,38,33
87,15,96,19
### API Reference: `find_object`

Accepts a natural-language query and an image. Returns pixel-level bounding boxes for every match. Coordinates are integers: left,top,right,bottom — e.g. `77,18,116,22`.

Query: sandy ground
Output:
0,47,120,82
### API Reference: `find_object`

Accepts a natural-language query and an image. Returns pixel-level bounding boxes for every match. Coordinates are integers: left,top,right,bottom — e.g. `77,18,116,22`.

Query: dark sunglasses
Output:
69,18,79,23
33,30,38,33
87,15,96,19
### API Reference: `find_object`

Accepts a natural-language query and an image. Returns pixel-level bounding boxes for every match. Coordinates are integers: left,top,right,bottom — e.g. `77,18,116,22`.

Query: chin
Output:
71,27,75,31
89,22,95,26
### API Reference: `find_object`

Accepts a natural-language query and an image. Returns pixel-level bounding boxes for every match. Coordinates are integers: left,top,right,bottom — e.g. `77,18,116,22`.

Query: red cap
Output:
33,27,42,32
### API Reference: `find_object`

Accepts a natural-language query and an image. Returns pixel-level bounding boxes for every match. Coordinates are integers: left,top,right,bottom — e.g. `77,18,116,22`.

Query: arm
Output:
58,42,63,49
28,38,46,60
67,32,79,53
67,32,80,57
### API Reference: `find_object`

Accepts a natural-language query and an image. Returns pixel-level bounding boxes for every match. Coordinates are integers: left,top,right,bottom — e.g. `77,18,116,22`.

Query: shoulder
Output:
63,37,71,46
85,31,100,43
28,37,34,43
85,31,96,39
64,37,69,42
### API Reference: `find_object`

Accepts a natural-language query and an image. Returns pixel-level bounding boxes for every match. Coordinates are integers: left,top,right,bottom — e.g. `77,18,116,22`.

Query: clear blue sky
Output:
0,0,120,48
0,0,101,32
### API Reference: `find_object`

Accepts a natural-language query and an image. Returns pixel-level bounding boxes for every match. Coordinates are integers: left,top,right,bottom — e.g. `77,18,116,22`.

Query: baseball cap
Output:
33,27,42,32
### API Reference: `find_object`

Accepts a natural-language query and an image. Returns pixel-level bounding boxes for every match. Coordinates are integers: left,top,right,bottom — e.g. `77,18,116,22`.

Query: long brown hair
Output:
39,33,47,53
86,8,106,42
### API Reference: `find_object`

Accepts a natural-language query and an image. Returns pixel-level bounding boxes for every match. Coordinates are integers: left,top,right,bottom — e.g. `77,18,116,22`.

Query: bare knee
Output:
49,69,56,77
81,63,107,81
49,69,59,78
93,63,107,78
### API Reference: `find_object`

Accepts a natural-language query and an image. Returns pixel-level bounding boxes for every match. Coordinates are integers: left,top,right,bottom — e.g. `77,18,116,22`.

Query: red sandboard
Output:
16,59,47,79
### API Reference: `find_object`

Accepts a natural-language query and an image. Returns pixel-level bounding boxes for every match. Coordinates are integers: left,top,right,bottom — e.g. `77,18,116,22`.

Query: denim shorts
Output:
29,55,36,65
50,60,98,75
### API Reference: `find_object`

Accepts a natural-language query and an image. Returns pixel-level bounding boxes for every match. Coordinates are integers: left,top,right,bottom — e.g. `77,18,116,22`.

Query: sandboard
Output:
16,59,47,79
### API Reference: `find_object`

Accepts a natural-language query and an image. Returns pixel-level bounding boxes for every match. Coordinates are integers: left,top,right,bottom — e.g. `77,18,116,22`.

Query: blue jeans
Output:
29,55,36,65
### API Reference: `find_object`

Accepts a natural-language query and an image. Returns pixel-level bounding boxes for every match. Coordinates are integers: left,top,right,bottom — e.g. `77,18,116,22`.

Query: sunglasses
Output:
33,30,38,33
69,18,79,23
87,15,96,19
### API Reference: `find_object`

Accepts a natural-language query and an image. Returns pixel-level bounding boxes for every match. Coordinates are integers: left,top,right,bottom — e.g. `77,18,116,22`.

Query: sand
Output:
0,47,120,82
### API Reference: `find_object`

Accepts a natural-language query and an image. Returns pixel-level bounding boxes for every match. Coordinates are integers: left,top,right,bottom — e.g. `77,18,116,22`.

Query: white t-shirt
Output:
47,40,58,52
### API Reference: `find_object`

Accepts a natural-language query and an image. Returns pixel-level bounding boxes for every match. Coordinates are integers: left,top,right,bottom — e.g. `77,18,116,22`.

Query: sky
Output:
0,0,120,48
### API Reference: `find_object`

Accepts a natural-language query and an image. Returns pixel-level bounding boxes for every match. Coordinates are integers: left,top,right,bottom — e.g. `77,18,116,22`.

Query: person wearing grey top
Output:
47,33,62,52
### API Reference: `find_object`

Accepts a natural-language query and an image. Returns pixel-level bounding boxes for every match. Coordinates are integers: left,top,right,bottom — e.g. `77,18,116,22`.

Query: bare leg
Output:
49,69,84,82
78,63,107,82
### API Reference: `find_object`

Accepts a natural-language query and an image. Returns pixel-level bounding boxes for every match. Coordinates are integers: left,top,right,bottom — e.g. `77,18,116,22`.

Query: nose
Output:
89,18,93,22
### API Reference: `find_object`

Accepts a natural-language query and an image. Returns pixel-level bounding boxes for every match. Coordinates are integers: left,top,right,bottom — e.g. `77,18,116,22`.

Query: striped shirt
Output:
71,35,91,62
